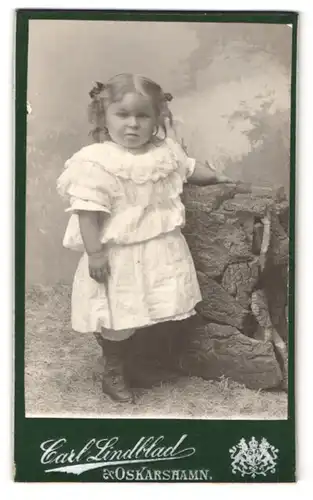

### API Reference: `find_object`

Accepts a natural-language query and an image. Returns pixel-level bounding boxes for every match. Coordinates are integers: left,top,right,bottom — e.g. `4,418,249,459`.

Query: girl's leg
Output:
94,331,134,403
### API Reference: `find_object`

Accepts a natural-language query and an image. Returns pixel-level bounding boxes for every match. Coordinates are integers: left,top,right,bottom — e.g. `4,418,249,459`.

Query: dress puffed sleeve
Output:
166,138,196,182
57,158,119,213
57,155,120,251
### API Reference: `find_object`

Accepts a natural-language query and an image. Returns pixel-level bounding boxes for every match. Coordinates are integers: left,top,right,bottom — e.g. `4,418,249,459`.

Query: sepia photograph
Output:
25,18,292,420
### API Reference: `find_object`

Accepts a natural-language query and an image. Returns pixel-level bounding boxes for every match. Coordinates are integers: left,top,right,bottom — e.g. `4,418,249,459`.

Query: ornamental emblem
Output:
229,437,279,478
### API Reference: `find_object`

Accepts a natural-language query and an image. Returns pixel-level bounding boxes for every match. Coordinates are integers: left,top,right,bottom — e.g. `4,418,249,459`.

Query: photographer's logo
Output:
229,437,279,478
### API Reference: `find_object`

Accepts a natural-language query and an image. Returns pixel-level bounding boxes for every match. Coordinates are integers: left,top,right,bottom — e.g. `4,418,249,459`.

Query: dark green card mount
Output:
15,9,297,483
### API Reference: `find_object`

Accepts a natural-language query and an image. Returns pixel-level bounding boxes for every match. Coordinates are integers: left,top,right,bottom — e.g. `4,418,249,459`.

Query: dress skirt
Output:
71,228,202,340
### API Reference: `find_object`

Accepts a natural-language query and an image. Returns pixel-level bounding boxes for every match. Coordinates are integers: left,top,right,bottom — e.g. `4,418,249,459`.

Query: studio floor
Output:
24,285,288,420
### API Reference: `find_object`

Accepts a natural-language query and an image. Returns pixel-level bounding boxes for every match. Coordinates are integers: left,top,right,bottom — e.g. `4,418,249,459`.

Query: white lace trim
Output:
64,138,188,185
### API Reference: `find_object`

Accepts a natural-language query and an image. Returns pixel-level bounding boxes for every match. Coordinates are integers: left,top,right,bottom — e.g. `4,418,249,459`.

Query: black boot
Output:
94,333,134,403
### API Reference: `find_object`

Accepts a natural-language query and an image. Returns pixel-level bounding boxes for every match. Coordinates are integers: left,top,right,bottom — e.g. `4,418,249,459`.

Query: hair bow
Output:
164,92,173,102
89,81,107,99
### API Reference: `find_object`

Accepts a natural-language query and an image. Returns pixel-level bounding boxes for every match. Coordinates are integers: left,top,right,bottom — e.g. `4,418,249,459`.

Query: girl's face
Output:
105,92,158,149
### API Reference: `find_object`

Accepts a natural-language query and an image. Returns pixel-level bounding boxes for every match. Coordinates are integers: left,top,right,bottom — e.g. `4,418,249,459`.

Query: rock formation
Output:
126,182,289,391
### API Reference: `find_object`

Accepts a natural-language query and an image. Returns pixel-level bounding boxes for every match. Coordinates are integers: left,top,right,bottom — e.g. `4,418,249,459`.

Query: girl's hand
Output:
188,162,236,186
88,248,110,283
216,173,234,184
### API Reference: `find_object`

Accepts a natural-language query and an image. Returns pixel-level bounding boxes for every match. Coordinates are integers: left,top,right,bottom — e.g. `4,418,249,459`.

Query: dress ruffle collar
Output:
66,138,179,184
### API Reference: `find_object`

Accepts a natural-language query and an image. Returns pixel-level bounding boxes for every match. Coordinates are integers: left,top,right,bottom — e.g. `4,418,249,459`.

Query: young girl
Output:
57,73,233,404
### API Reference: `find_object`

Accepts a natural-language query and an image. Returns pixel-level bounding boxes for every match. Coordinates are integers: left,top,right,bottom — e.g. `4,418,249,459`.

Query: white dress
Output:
57,137,202,340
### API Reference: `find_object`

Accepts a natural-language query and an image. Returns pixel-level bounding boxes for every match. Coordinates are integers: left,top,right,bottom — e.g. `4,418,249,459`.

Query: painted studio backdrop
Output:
26,20,291,286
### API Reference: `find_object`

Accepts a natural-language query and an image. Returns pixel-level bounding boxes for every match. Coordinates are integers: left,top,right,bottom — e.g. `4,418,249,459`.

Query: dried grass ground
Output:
25,285,287,419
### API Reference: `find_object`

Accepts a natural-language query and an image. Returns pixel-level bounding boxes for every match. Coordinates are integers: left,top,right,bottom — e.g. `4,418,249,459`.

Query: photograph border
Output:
14,9,297,482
